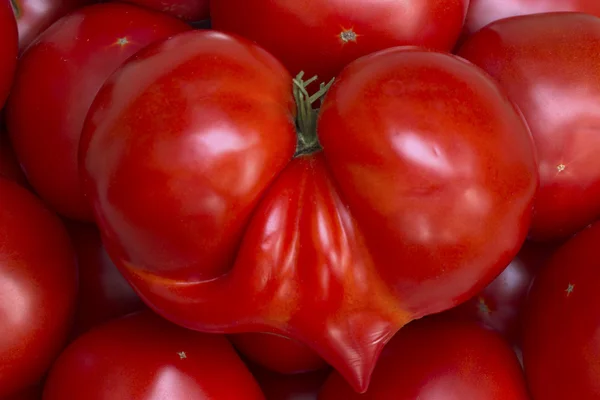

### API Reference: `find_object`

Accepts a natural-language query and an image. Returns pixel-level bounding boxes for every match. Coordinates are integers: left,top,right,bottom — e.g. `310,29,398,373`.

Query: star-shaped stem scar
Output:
177,351,187,360
565,283,575,297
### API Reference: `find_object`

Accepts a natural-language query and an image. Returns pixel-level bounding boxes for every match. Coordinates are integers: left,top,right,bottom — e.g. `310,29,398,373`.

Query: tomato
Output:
0,0,18,109
5,3,190,222
65,221,145,337
0,178,78,398
3,385,43,400
463,0,600,39
79,30,537,392
11,0,93,51
319,316,530,399
230,332,328,374
0,131,28,187
250,365,330,400
457,13,600,242
522,222,600,399
42,311,265,399
120,0,209,21
211,0,469,86
444,240,556,344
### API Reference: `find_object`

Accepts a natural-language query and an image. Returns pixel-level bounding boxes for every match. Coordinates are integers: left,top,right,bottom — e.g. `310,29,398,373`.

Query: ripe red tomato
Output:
319,316,531,399
211,0,469,85
457,13,600,242
120,0,209,21
65,221,145,337
463,0,600,38
79,31,537,392
0,131,28,187
250,365,330,400
43,311,266,399
0,0,18,108
5,3,190,221
444,240,556,344
230,332,328,374
3,385,43,400
522,222,600,399
0,178,78,398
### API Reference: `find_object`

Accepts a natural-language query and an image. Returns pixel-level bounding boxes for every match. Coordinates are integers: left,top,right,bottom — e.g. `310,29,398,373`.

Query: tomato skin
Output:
319,316,530,399
0,178,78,398
80,31,537,392
230,332,328,375
0,132,28,187
458,13,600,242
250,365,330,400
120,0,209,21
211,0,469,84
522,222,600,399
5,3,190,221
42,311,265,399
0,0,17,109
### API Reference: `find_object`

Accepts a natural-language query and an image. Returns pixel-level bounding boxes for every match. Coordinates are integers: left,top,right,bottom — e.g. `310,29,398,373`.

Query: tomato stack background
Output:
1,0,600,399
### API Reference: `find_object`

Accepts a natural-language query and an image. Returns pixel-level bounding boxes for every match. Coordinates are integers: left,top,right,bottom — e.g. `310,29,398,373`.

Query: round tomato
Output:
80,31,537,392
319,316,530,399
0,178,78,398
5,3,190,221
230,332,328,375
458,13,600,242
120,0,209,21
0,0,18,108
43,311,265,399
522,222,600,399
211,0,469,85
0,131,28,187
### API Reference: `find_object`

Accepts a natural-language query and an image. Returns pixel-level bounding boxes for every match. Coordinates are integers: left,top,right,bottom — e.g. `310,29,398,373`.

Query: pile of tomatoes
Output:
2,0,600,399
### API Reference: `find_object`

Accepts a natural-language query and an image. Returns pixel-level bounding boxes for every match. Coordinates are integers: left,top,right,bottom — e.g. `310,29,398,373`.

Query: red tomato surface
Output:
444,240,556,344
211,0,469,85
120,0,209,21
43,311,265,399
0,131,28,187
3,385,43,400
251,365,330,400
0,0,18,108
66,221,145,337
522,222,600,399
319,316,530,399
463,0,600,39
11,0,93,51
230,332,328,375
80,31,538,392
0,178,78,398
5,3,190,221
458,13,600,242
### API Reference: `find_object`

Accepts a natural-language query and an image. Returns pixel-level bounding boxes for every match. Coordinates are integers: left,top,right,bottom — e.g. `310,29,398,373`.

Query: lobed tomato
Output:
120,0,209,21
0,178,78,398
319,316,531,399
0,0,18,109
6,3,190,221
458,13,600,242
211,0,470,85
43,311,265,399
522,222,600,399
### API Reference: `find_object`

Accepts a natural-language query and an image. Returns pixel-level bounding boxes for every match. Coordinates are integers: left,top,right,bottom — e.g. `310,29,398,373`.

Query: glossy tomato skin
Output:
0,131,28,187
5,3,190,221
230,332,328,375
522,222,600,399
65,221,145,337
43,311,265,400
0,0,18,108
319,316,531,399
120,0,209,21
80,31,537,392
0,178,78,398
463,0,600,38
458,13,600,242
211,0,469,85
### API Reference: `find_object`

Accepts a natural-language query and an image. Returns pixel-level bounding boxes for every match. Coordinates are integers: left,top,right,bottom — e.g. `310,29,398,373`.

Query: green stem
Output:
293,72,335,157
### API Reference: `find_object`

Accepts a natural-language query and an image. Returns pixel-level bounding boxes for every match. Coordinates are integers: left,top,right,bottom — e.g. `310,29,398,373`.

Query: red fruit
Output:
0,178,78,398
0,0,18,108
251,365,330,400
0,131,28,186
120,0,209,21
6,3,191,221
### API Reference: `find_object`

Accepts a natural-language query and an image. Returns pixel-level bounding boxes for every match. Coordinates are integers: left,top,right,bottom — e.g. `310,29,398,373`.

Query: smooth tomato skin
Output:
251,365,331,400
211,0,469,85
3,385,43,400
458,13,600,242
80,32,537,392
5,3,190,221
0,0,18,108
463,0,600,38
0,178,78,398
319,317,530,399
0,131,28,187
119,0,209,21
65,221,145,337
229,333,328,375
42,311,266,400
522,222,600,399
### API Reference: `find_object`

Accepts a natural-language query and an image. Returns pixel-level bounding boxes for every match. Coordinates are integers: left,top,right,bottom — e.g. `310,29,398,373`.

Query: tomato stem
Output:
293,71,335,156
